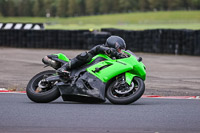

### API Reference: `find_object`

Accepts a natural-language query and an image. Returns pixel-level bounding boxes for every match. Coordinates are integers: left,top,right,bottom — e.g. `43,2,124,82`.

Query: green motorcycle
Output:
26,50,146,105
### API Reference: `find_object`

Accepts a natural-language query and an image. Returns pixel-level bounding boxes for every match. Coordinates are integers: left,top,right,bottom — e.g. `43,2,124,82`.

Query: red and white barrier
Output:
0,88,26,94
142,95,200,99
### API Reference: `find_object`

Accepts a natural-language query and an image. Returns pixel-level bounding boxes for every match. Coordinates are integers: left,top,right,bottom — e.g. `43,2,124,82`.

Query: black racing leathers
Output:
57,44,125,73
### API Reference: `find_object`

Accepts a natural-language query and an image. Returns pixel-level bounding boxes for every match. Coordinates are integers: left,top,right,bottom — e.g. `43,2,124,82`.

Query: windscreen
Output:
124,50,141,61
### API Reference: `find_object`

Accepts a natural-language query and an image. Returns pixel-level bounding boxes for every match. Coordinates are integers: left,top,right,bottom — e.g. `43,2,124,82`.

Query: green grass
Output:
1,10,200,30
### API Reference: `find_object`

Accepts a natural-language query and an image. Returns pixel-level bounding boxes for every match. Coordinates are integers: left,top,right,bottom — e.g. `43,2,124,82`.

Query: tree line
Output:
0,0,200,17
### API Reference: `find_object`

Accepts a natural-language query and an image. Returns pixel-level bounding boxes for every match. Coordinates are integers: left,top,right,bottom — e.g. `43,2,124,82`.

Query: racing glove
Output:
106,48,126,59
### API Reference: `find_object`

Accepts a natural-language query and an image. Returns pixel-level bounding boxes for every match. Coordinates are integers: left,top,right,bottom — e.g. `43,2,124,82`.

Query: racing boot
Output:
56,63,70,78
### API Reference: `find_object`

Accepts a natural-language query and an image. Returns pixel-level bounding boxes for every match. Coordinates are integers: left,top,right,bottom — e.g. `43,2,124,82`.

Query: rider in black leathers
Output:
56,36,127,75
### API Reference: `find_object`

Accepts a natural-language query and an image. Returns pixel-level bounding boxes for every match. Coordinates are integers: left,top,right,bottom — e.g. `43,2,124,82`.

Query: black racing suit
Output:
57,44,125,73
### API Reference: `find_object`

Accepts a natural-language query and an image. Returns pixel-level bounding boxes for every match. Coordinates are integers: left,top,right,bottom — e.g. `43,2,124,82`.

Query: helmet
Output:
105,36,126,50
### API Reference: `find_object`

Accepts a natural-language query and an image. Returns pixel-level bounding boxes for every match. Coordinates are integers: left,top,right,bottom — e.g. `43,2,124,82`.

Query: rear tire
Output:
106,77,145,105
26,70,60,103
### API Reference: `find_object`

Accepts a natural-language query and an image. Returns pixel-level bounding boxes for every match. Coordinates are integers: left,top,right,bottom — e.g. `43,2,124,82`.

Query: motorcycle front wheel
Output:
26,70,60,103
106,77,145,105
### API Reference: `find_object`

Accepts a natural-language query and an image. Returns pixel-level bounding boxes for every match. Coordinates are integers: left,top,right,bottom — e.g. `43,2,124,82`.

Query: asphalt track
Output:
0,93,200,133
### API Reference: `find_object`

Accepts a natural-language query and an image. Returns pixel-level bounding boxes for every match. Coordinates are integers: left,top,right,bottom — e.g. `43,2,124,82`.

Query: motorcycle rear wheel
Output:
106,77,145,105
26,70,60,103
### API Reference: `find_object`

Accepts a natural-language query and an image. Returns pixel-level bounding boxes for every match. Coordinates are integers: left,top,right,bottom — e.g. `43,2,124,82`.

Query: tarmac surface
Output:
0,93,200,133
0,47,200,96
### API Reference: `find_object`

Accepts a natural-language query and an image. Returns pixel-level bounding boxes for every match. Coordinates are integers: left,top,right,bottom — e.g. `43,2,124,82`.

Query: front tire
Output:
26,70,60,103
106,77,145,105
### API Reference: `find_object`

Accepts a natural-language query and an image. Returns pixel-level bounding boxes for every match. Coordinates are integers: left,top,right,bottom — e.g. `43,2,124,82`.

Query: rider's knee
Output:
76,52,92,63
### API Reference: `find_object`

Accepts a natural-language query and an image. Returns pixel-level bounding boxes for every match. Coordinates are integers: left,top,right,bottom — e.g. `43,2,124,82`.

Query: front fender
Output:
125,72,144,85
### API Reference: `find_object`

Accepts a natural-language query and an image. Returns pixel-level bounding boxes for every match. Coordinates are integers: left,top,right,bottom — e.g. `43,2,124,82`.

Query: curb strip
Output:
142,95,200,99
0,88,199,100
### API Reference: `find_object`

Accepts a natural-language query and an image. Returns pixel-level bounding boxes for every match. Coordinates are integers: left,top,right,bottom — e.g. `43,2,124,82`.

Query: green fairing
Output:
53,53,70,62
88,54,112,64
87,51,146,84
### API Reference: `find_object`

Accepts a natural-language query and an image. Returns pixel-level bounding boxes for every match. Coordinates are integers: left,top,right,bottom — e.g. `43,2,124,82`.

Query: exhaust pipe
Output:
42,56,58,69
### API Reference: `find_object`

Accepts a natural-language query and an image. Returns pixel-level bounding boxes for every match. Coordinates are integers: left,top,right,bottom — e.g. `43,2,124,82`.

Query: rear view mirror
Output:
138,57,142,62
